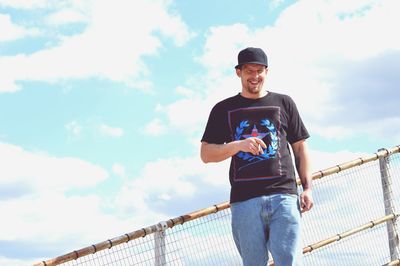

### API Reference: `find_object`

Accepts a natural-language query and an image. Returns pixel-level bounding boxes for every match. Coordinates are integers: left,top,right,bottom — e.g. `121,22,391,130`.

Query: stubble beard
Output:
245,80,263,95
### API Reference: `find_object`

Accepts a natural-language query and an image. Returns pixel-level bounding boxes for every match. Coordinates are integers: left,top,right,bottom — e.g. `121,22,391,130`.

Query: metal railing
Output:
35,145,400,265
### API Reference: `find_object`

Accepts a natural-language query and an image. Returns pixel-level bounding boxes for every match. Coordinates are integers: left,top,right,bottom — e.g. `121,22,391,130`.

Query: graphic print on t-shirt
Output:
228,106,281,181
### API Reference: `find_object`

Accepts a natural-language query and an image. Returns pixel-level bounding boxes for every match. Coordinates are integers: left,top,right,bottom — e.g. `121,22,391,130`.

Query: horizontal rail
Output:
303,213,398,254
268,213,399,266
297,145,400,185
34,202,230,266
35,145,400,266
384,260,400,266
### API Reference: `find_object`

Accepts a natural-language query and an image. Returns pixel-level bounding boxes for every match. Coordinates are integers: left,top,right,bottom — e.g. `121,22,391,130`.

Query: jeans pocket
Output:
285,193,298,198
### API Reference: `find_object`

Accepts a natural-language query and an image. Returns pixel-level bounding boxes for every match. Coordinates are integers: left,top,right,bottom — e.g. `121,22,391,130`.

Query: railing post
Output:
154,221,168,266
378,148,400,261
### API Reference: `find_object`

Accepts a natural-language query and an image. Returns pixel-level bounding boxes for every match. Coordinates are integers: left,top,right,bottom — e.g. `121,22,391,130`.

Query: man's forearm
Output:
200,141,240,163
292,141,312,191
299,169,312,191
295,152,312,190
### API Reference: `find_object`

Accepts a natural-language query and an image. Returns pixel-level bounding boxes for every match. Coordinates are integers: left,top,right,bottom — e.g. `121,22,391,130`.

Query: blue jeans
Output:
231,194,303,266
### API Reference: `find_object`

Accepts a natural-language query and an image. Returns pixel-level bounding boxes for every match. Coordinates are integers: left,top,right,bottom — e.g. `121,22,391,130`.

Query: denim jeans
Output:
230,194,303,266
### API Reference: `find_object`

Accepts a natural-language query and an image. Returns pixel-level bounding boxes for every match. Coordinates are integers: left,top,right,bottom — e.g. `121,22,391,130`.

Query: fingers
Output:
254,138,267,149
243,138,267,155
301,200,312,212
300,192,314,213
239,138,267,155
247,139,264,155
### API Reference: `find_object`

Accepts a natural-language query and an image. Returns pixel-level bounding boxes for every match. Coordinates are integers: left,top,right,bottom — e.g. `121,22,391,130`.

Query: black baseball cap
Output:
235,47,268,69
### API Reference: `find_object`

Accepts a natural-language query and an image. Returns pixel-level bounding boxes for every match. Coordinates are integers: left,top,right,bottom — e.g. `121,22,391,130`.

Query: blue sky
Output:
0,0,399,265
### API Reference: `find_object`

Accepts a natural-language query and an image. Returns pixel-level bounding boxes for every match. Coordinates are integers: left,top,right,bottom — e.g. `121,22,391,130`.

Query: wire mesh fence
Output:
35,146,400,266
302,150,400,265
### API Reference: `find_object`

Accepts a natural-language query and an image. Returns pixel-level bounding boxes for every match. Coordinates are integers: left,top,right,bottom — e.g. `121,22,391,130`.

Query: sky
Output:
0,0,399,265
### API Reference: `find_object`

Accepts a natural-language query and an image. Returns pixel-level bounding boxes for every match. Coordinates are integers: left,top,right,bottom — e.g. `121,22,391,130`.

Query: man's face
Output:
236,64,268,96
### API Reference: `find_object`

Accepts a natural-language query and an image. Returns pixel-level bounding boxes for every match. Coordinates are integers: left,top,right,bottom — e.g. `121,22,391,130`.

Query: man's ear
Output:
235,68,241,77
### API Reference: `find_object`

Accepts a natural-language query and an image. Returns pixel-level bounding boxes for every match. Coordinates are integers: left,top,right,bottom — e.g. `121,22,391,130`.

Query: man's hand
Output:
238,137,267,155
300,189,313,213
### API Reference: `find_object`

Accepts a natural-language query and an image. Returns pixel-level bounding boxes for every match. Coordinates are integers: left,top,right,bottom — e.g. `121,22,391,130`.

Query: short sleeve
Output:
201,104,229,144
284,96,309,144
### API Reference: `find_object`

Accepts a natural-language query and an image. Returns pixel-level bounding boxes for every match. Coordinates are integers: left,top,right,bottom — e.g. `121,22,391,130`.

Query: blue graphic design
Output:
234,119,278,162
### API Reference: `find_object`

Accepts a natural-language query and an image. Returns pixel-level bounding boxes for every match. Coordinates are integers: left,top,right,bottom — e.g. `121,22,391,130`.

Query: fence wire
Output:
36,148,400,266
60,208,240,266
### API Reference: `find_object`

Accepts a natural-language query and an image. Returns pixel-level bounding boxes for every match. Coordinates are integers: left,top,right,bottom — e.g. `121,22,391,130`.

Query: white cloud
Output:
155,103,164,113
0,256,38,266
309,124,354,140
0,190,151,265
144,118,167,136
271,0,400,60
0,142,108,193
154,3,196,47
112,144,371,226
0,14,39,42
65,120,82,137
114,155,230,215
0,142,161,265
0,142,113,244
362,117,400,144
197,23,249,71
99,124,124,137
175,86,195,98
134,157,199,197
156,0,400,143
158,193,172,201
66,121,126,139
309,149,368,171
46,8,87,26
0,75,20,93
309,116,400,143
112,163,126,178
268,0,285,9
164,95,211,135
200,159,230,187
0,0,48,9
0,0,194,93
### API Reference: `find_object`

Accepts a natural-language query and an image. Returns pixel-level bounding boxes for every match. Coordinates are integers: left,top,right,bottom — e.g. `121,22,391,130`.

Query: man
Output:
200,47,313,266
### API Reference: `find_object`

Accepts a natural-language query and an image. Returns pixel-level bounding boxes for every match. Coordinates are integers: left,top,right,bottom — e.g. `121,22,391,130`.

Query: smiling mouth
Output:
249,80,259,86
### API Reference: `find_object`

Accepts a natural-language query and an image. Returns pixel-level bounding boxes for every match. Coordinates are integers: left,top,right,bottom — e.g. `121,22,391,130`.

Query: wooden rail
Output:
34,202,230,266
303,213,398,254
268,213,399,266
35,145,400,266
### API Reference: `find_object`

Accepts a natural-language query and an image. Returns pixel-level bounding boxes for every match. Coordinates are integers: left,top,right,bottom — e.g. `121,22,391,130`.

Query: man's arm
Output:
201,138,267,163
291,139,314,212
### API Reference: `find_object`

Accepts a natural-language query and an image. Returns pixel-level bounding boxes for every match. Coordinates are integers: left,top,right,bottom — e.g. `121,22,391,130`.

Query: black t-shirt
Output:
201,91,309,203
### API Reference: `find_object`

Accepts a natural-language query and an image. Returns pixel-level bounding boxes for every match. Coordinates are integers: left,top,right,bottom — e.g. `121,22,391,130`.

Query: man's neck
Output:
241,90,268,99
